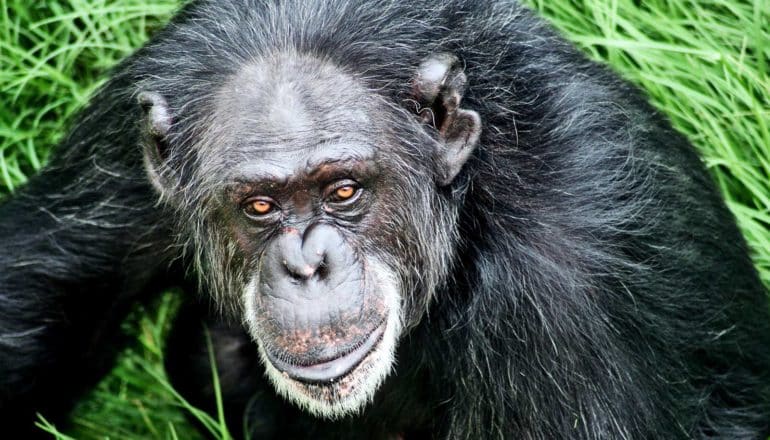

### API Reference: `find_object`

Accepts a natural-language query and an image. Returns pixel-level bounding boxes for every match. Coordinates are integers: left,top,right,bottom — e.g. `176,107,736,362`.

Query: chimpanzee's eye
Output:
326,180,361,203
244,197,278,218
334,185,356,200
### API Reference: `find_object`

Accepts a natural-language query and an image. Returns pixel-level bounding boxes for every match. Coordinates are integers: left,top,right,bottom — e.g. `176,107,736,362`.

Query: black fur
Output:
2,0,769,438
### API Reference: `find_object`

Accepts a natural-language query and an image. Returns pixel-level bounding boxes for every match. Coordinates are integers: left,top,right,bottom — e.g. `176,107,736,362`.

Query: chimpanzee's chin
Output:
263,320,387,384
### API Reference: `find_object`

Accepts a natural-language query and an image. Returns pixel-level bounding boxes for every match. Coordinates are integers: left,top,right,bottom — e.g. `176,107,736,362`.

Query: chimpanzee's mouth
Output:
265,320,387,384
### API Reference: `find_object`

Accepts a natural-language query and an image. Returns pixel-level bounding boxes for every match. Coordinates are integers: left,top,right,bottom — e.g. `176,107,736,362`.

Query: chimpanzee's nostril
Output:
315,259,329,280
283,259,320,281
285,267,304,282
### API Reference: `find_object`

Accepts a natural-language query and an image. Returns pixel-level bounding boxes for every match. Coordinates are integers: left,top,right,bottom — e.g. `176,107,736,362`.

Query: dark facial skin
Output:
226,151,387,383
226,153,380,255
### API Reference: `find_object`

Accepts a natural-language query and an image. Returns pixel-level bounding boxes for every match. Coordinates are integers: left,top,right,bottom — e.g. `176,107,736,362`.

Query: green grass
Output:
1,0,768,438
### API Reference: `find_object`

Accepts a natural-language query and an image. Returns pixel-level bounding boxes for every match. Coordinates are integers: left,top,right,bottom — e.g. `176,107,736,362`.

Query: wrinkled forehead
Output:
205,54,381,164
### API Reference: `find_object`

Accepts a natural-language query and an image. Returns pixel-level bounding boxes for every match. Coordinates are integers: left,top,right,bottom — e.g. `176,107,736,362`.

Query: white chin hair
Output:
241,259,403,419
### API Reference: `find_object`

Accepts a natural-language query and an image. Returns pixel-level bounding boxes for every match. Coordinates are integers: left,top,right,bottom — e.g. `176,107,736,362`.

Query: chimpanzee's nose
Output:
272,224,346,283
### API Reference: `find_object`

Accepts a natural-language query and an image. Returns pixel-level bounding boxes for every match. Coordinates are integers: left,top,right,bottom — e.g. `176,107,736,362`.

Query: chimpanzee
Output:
1,0,769,438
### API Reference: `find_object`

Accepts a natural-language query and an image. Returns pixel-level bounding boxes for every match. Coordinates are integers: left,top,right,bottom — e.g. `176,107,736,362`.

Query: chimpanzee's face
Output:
139,52,480,417
202,57,411,416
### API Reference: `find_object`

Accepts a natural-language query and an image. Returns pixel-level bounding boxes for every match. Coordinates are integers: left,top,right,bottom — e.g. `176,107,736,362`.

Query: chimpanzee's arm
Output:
0,84,178,435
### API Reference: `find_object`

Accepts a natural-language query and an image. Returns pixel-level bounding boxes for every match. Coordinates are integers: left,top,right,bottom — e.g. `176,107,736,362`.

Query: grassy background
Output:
2,0,769,438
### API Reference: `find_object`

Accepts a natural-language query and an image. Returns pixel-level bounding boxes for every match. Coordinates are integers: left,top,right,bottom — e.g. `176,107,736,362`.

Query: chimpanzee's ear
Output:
412,53,481,186
137,91,175,194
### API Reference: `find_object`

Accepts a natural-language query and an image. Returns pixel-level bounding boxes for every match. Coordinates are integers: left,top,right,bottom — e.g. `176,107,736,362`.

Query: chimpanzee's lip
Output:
265,320,386,384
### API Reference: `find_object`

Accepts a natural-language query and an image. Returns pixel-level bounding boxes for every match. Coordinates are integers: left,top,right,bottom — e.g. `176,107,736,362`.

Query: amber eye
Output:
247,198,276,216
327,180,361,204
334,185,356,200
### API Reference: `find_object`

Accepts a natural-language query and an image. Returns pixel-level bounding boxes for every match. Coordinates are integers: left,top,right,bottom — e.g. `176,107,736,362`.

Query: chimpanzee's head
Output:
138,52,480,417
